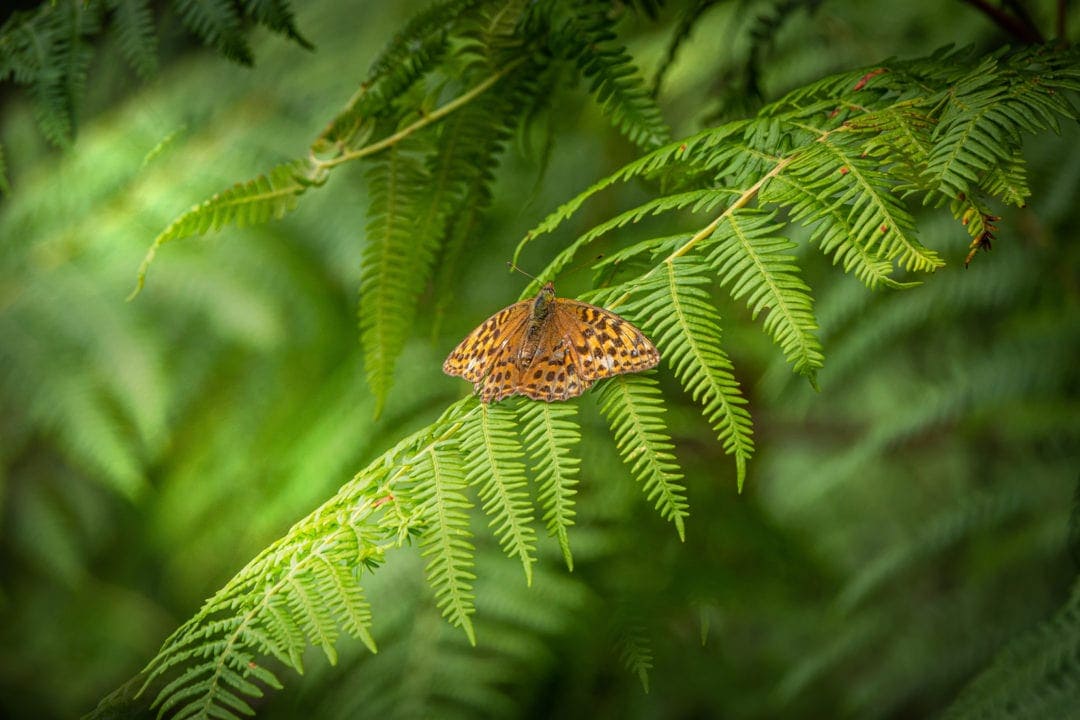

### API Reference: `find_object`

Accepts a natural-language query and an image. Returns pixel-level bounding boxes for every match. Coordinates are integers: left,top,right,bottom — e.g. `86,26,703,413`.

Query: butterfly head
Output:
531,282,556,320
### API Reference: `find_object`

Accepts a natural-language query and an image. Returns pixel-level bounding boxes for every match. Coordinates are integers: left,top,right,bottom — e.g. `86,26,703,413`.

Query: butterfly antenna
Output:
506,261,540,282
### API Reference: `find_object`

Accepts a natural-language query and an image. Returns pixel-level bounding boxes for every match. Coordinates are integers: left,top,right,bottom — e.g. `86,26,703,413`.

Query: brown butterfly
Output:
443,282,660,403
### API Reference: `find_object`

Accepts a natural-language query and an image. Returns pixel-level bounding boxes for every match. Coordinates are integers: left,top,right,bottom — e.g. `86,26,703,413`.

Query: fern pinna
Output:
109,0,1079,713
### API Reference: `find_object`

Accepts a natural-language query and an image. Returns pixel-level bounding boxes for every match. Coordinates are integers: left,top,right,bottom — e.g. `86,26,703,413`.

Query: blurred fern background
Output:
1,1,1078,718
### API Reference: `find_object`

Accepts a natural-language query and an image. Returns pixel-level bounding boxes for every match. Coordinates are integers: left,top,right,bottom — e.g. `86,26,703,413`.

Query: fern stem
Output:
315,58,525,171
606,154,797,311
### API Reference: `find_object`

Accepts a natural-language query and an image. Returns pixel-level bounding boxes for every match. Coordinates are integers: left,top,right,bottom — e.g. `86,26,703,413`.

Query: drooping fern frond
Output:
129,158,325,298
414,437,478,645
241,0,313,50
463,401,537,585
597,374,689,539
616,617,655,693
358,141,436,413
706,209,824,379
530,0,670,148
172,0,253,66
518,401,582,570
107,0,158,79
616,258,755,490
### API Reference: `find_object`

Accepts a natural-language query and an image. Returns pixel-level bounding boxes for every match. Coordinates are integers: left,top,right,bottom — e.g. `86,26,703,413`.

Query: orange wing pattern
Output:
443,291,660,404
442,301,531,383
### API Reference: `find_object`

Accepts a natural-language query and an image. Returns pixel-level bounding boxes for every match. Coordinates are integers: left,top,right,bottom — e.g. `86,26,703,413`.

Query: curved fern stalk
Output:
518,401,581,570
619,258,755,490
463,401,537,585
414,439,478,645
522,187,737,295
128,158,326,299
597,374,688,539
312,0,471,151
361,20,534,407
512,122,749,266
705,208,824,381
132,60,522,300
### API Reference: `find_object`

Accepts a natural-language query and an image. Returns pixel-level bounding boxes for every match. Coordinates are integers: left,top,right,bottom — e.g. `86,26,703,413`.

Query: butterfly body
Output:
443,282,660,403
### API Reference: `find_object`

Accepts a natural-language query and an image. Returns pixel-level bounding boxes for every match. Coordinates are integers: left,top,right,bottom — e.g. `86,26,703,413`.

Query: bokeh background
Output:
0,1,1077,718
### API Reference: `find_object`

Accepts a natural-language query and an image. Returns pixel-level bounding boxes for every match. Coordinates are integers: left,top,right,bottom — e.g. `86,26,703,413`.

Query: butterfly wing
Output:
552,299,660,382
443,300,531,383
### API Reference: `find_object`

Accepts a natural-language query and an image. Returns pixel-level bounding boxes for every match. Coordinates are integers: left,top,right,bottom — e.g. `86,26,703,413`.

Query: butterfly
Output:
443,282,660,403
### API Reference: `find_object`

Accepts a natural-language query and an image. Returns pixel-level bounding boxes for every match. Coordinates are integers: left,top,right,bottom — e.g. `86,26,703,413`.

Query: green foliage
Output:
0,0,312,146
4,2,1080,718
518,401,581,570
942,575,1080,719
597,375,689,538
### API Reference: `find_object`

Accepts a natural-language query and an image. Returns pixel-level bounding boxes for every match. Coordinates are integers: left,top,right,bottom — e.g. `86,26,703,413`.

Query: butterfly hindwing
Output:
554,300,660,381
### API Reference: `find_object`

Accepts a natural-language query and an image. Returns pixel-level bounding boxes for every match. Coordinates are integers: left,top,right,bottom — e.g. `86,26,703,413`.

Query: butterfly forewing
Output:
444,284,660,404
442,300,531,382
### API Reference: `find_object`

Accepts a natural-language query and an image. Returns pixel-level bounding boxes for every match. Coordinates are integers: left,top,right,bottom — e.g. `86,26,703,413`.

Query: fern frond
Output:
621,259,755,490
705,209,824,380
358,142,436,413
241,0,313,49
539,0,670,148
314,0,475,150
107,0,158,79
924,52,1078,203
129,158,323,299
172,0,252,65
518,401,581,570
943,577,1080,720
463,402,537,585
616,619,654,693
597,374,688,539
414,440,477,644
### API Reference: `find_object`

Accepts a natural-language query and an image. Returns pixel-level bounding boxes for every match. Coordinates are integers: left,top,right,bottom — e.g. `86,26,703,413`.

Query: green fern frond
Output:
414,440,478,645
534,187,736,287
924,51,1078,203
173,0,253,65
241,0,313,49
942,577,1080,720
616,619,654,693
537,0,670,148
358,142,437,413
463,402,537,585
621,259,755,490
706,209,824,380
314,0,474,150
129,158,323,299
107,0,158,79
597,374,688,539
518,401,581,570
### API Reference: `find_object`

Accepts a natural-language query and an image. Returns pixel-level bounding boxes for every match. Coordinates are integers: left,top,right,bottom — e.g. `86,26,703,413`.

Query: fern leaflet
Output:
463,402,537,585
597,374,688,539
518,401,581,570
621,259,755,490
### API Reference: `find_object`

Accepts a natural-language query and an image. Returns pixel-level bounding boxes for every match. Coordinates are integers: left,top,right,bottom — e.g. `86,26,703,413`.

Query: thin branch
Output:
959,0,1045,43
314,59,525,171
